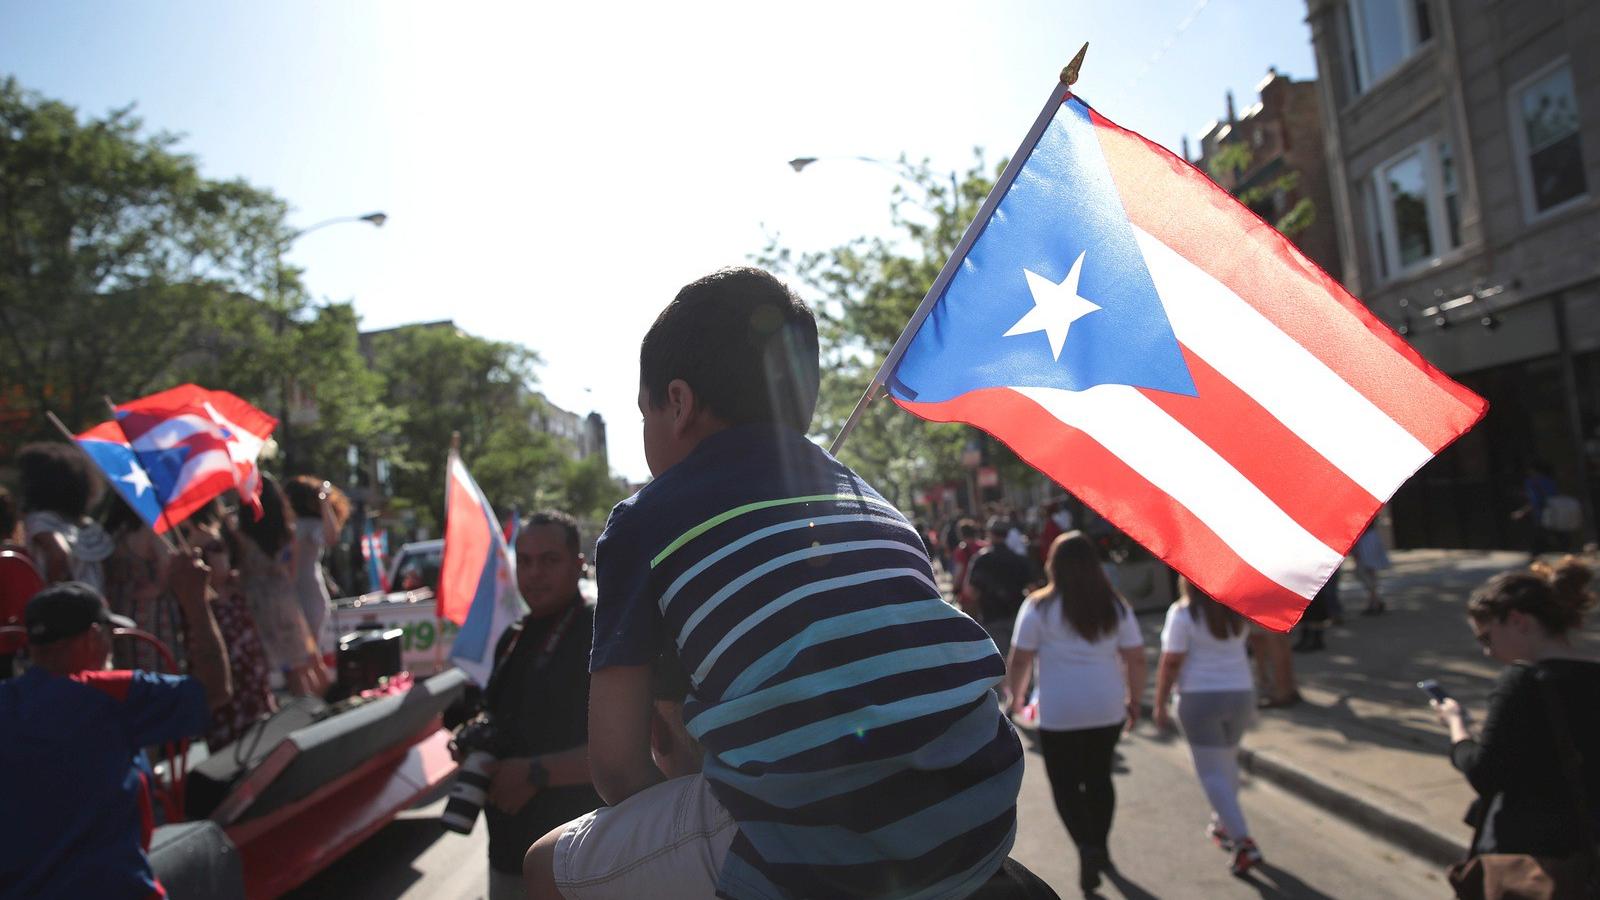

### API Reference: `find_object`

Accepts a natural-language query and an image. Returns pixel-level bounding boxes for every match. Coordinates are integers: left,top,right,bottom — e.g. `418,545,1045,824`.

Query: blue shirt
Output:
593,424,1023,899
0,667,209,899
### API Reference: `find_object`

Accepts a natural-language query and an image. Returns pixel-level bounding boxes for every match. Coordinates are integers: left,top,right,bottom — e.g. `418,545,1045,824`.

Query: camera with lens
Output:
441,716,507,834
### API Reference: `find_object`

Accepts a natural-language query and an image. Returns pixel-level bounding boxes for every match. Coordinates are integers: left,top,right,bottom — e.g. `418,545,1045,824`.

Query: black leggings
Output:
1038,723,1123,852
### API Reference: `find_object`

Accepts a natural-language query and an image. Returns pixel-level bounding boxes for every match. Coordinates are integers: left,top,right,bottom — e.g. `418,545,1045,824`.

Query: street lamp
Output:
786,155,961,217
275,210,387,472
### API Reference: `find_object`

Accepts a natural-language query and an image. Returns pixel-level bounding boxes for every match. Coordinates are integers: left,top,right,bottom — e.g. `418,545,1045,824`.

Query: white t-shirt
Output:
1159,602,1253,694
1012,596,1143,731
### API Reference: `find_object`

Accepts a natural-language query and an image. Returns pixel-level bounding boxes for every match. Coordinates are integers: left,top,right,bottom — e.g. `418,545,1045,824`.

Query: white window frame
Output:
1507,57,1589,224
1346,0,1431,96
1369,138,1460,280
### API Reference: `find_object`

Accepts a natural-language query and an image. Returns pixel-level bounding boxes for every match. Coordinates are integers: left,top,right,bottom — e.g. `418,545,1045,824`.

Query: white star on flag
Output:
119,463,153,498
1005,250,1103,361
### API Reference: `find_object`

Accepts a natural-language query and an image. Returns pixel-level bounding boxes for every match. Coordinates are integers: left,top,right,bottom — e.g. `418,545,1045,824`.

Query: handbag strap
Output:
1530,663,1599,858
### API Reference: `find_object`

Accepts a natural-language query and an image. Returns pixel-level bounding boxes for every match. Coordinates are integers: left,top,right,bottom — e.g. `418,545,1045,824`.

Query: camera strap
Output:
531,602,581,672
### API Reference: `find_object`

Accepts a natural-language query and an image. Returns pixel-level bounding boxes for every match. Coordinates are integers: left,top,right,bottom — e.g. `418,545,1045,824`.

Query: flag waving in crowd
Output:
71,384,277,533
438,448,527,685
875,86,1486,631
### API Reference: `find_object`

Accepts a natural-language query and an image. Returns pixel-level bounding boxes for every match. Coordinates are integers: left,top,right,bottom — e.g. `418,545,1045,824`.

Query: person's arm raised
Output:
169,551,233,709
588,665,664,805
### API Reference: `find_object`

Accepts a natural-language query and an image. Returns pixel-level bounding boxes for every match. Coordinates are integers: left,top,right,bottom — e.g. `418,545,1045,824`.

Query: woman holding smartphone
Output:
1432,557,1599,892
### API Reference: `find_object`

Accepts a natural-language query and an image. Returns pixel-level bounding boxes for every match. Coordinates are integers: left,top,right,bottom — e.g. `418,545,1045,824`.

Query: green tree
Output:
367,323,580,529
0,77,387,475
1206,142,1315,238
757,154,1036,511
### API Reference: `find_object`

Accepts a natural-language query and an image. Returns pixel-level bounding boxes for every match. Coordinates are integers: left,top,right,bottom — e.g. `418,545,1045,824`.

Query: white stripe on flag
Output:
1133,227,1433,500
1013,385,1343,599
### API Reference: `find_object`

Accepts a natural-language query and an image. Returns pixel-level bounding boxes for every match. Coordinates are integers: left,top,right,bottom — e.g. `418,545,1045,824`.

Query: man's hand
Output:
488,757,539,814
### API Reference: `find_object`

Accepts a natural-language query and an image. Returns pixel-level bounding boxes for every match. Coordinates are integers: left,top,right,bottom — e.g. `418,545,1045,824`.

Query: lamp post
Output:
274,211,387,473
787,156,961,220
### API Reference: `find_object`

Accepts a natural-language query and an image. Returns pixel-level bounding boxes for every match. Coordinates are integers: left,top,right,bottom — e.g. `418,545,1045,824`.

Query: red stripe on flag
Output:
1137,346,1379,552
438,469,491,626
1087,109,1486,452
895,388,1308,631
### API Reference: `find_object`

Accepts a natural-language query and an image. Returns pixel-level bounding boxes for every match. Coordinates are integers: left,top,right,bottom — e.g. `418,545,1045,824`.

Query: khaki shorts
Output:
553,774,736,900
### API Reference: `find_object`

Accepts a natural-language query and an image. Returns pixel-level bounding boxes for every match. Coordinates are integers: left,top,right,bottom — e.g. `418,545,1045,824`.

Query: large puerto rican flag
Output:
438,450,526,685
886,91,1485,631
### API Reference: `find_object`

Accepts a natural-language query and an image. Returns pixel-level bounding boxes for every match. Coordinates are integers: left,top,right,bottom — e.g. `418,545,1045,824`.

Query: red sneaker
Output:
1230,839,1263,877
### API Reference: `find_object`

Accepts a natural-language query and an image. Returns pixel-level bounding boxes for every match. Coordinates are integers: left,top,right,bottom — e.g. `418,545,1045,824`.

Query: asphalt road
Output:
291,722,1450,899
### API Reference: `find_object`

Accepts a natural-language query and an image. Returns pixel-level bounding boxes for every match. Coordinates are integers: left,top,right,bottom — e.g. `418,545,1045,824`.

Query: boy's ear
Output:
666,379,699,439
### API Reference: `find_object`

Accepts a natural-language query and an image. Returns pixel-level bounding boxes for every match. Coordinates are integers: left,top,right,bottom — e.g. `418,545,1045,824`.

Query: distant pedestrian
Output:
1432,557,1599,896
951,518,985,601
1294,567,1339,653
1004,531,1144,893
285,475,350,651
962,517,1037,653
1511,461,1560,558
1353,525,1391,616
236,475,328,697
1155,578,1263,877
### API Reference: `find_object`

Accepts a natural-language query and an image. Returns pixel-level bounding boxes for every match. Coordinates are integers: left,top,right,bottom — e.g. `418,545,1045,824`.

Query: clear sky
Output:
1,0,1315,483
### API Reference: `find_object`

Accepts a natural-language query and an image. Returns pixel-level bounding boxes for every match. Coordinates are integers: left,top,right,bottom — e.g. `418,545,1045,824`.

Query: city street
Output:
292,719,1446,899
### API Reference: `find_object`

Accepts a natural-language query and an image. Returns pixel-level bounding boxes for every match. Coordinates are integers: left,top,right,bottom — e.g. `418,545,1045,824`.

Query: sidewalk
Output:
1155,549,1600,866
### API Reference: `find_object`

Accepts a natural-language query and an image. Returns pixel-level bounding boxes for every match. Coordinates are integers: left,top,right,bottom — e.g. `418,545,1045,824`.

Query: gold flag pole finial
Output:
1061,42,1089,88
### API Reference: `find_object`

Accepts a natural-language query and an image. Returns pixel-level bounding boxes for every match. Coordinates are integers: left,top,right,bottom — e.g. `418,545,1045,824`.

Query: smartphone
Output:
1417,679,1450,703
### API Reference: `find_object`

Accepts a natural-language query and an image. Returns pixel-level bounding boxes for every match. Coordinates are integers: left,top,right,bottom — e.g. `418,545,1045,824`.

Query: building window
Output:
1346,0,1432,94
1509,60,1588,219
1369,139,1461,278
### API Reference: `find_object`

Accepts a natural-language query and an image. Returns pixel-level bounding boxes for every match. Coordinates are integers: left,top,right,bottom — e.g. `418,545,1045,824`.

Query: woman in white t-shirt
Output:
1155,578,1261,877
1005,531,1145,893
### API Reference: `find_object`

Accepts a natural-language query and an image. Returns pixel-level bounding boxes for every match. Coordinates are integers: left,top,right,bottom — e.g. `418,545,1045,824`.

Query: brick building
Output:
1305,0,1599,549
1191,69,1343,279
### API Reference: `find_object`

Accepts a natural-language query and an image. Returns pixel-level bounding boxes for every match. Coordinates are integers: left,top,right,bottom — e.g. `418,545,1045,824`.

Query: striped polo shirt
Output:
593,424,1023,899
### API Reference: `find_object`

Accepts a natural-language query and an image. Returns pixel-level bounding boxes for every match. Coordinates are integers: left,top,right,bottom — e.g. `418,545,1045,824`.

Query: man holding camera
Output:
460,510,601,900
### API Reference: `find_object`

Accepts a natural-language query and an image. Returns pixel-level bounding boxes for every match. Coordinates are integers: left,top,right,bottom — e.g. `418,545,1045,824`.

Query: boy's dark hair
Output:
640,267,820,433
524,509,580,554
17,442,97,519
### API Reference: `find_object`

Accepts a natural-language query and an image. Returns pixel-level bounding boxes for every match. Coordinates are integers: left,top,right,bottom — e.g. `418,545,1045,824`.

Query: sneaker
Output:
1230,839,1263,877
1206,820,1235,851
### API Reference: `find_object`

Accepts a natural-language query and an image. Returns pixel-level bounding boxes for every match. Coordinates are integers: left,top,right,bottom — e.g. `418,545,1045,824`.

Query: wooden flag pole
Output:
827,44,1090,458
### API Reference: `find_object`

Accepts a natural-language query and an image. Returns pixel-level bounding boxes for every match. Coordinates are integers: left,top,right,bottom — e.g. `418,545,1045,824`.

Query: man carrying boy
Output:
525,268,1023,899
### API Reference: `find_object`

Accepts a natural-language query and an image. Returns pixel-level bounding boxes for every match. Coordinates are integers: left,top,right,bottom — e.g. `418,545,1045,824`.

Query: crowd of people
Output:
2,263,1598,900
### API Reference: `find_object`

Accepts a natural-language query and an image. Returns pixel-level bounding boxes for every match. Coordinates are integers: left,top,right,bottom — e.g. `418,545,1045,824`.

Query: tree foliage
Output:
756,154,1036,511
366,324,623,529
1206,142,1315,238
0,78,622,528
0,76,387,480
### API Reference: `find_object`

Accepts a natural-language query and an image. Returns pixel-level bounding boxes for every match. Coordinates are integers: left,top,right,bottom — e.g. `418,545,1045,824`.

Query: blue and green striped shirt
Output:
592,424,1022,899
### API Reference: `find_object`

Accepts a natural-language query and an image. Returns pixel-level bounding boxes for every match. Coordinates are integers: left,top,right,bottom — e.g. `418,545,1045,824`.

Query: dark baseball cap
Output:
25,581,135,644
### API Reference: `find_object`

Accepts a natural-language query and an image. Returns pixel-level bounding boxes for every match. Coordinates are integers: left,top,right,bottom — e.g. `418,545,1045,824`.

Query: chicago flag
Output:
887,91,1485,630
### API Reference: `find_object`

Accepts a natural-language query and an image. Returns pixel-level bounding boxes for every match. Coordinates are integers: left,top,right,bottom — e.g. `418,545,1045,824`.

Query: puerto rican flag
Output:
439,450,526,685
74,421,168,531
886,91,1485,631
108,385,277,530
